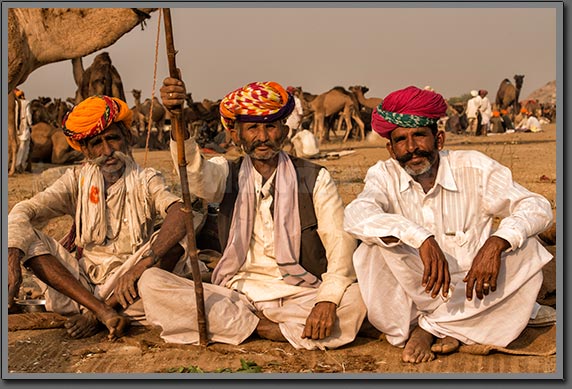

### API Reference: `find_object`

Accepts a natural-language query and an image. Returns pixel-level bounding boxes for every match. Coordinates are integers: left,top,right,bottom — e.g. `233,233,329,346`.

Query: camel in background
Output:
72,52,126,104
8,8,155,174
495,74,525,117
308,87,365,142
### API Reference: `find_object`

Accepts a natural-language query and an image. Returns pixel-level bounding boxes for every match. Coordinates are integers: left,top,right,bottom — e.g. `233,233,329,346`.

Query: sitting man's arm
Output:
464,157,553,301
109,200,187,309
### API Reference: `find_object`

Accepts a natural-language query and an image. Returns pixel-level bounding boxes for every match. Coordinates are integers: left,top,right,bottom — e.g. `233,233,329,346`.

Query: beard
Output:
396,149,438,177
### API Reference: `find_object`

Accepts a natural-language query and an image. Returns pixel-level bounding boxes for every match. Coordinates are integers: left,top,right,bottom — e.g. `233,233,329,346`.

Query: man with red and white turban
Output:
141,78,366,350
344,86,554,363
8,95,198,340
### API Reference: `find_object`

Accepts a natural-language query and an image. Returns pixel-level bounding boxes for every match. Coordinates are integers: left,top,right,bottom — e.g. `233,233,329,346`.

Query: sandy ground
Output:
6,125,558,376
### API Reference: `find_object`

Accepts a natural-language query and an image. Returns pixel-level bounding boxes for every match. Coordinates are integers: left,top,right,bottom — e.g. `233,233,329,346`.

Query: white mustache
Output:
88,151,131,167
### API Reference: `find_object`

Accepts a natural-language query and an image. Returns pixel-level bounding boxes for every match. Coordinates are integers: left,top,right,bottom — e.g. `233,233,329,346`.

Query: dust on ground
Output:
6,125,558,375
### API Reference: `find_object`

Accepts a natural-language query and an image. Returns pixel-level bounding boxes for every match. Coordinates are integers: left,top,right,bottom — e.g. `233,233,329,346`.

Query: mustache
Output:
244,140,281,154
395,149,434,164
88,150,131,166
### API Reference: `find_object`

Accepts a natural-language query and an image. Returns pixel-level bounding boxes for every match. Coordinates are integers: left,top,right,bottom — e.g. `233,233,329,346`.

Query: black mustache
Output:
396,150,434,164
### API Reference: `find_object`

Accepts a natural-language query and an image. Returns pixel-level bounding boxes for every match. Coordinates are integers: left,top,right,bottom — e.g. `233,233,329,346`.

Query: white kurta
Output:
343,150,553,347
8,164,188,318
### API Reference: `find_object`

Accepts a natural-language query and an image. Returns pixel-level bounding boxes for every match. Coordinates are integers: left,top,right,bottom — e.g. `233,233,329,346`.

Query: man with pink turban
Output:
344,86,554,363
8,96,198,340
137,78,366,350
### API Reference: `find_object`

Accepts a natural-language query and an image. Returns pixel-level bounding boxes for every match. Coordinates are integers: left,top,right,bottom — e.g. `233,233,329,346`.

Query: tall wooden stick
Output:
162,8,208,346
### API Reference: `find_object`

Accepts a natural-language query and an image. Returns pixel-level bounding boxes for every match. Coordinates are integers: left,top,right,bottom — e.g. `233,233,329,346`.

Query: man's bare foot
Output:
431,336,460,354
402,326,435,363
254,312,287,342
64,312,102,339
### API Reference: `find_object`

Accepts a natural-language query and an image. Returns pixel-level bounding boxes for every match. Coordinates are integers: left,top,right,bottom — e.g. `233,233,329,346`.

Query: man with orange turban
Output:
344,86,554,363
137,78,366,350
8,95,200,340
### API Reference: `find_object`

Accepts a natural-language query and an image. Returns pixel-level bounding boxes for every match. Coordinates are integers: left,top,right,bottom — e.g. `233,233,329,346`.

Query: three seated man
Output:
8,83,555,363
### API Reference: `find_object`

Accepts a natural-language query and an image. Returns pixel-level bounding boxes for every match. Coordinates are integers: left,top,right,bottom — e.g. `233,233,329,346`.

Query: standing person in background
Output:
465,90,482,136
13,89,32,173
478,89,492,135
285,86,305,139
344,85,554,363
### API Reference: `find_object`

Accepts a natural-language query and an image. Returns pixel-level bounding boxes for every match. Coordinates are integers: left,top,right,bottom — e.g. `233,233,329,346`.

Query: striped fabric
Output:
344,149,553,272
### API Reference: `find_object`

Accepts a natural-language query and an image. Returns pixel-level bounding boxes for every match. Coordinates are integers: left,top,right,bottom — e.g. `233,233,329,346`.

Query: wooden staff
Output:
162,8,208,346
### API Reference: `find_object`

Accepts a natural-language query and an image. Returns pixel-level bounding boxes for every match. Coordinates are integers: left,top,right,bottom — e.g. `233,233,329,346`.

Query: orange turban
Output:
62,96,133,151
492,111,500,117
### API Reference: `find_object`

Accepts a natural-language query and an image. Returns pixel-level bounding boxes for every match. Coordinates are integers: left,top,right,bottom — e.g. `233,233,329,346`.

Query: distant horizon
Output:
16,5,558,106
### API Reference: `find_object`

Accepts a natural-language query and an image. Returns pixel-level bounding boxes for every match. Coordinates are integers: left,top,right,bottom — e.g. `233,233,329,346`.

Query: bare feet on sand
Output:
64,310,130,340
431,336,460,354
402,326,436,363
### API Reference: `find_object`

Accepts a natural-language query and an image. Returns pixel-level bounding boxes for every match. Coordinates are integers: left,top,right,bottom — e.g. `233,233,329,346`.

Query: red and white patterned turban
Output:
219,81,295,131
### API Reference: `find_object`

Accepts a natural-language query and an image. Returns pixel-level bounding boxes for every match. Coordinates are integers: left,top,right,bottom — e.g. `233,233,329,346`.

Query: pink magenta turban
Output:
219,81,295,131
371,85,448,139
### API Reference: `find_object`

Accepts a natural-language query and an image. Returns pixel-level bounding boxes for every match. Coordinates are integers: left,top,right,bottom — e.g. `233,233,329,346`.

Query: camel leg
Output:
352,112,365,141
342,111,353,142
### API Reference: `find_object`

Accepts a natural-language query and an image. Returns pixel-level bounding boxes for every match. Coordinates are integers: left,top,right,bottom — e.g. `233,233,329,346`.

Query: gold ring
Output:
483,283,490,288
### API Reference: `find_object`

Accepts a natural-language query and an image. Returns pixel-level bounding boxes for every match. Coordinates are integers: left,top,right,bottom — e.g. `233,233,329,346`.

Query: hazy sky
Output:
18,4,558,106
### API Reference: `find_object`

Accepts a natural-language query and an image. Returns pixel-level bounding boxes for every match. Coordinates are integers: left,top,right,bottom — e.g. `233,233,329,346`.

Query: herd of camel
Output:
9,60,546,177
7,8,555,176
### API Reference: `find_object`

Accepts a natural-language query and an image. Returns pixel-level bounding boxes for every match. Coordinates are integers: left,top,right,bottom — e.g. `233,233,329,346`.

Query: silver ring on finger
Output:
169,93,173,98
483,282,490,288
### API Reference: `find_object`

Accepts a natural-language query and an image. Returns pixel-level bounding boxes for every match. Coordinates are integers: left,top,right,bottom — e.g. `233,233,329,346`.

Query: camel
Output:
8,8,155,92
184,93,221,138
495,74,525,114
309,87,365,142
29,122,84,165
348,85,383,110
7,8,156,174
131,89,167,150
72,52,126,104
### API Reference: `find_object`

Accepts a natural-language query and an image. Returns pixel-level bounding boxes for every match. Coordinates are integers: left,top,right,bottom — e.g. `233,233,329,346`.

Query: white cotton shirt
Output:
344,149,553,273
466,96,482,118
8,165,182,285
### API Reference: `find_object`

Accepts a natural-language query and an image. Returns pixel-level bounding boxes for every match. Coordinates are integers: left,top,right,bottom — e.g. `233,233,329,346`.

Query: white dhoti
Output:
138,268,366,350
353,237,552,348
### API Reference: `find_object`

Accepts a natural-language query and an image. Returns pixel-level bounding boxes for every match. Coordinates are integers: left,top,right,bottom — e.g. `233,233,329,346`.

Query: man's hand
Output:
418,236,451,298
463,236,509,301
160,76,186,111
112,261,150,309
8,248,24,311
302,301,337,340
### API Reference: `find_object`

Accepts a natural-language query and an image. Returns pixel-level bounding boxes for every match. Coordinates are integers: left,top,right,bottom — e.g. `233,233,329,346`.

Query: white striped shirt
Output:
344,150,553,273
